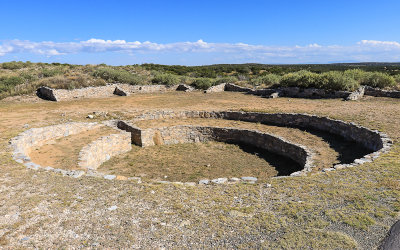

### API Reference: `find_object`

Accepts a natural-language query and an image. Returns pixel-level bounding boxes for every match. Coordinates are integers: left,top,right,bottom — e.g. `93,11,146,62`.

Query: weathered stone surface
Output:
204,83,226,93
225,83,253,92
176,84,194,92
364,86,400,98
78,132,132,170
211,178,228,184
104,175,116,180
241,176,258,183
37,84,174,101
37,86,58,101
229,177,241,182
269,92,280,98
113,86,129,96
346,86,365,101
198,179,209,185
380,220,400,250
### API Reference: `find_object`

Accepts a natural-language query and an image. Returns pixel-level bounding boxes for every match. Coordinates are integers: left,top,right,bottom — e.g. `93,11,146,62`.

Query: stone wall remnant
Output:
364,86,400,98
176,84,195,92
78,132,132,170
204,83,226,93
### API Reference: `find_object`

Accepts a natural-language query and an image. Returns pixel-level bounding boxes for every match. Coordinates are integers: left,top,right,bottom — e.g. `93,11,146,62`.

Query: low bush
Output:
360,72,396,89
93,67,147,85
0,76,25,93
320,71,359,91
151,73,180,86
192,78,215,90
280,70,322,88
39,75,106,90
40,68,65,77
251,74,281,87
343,69,367,82
214,76,238,84
1,61,28,70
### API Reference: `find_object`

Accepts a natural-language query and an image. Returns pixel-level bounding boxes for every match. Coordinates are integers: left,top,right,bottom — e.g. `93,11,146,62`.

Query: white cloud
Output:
0,38,400,63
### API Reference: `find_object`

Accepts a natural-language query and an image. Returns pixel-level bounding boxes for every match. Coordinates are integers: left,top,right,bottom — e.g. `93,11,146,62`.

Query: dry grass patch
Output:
99,141,301,182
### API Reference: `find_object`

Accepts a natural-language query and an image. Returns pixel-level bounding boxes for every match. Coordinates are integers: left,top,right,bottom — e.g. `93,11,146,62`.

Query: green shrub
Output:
151,73,180,86
41,68,65,77
360,72,396,89
0,76,25,93
343,69,367,82
1,61,27,70
19,72,38,82
280,70,321,88
320,71,359,91
93,67,147,85
39,75,106,90
192,78,215,90
251,74,281,87
214,76,238,84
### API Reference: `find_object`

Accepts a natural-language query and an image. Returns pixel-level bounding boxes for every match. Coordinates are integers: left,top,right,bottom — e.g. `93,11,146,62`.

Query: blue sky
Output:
1,0,400,65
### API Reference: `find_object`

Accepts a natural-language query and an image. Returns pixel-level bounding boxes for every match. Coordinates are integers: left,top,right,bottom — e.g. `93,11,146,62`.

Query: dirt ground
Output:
30,126,117,170
0,92,399,249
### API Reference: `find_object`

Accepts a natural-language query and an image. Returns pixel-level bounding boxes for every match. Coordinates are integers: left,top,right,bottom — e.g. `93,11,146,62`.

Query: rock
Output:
199,179,209,185
179,220,191,227
87,115,94,119
37,86,58,101
346,86,365,101
23,124,30,129
176,84,194,92
104,175,116,180
241,176,257,183
113,86,129,96
211,178,228,184
24,162,40,170
229,177,241,182
21,237,30,242
333,164,347,170
184,182,196,186
264,183,272,188
67,170,85,178
108,205,118,211
380,220,400,250
269,92,280,98
128,177,142,183
204,83,226,93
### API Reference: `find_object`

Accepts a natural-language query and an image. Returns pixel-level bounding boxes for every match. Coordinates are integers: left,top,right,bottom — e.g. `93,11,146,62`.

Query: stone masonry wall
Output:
10,122,103,164
119,124,312,176
204,83,226,93
364,86,400,98
78,132,132,170
127,110,392,173
37,84,175,101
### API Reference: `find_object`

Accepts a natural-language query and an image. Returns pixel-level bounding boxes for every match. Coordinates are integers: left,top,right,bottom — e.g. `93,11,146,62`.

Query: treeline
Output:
1,61,400,99
142,63,400,77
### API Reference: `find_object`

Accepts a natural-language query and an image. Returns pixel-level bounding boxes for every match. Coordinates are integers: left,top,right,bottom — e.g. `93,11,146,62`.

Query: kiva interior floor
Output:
98,118,369,181
29,126,117,170
99,141,300,182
